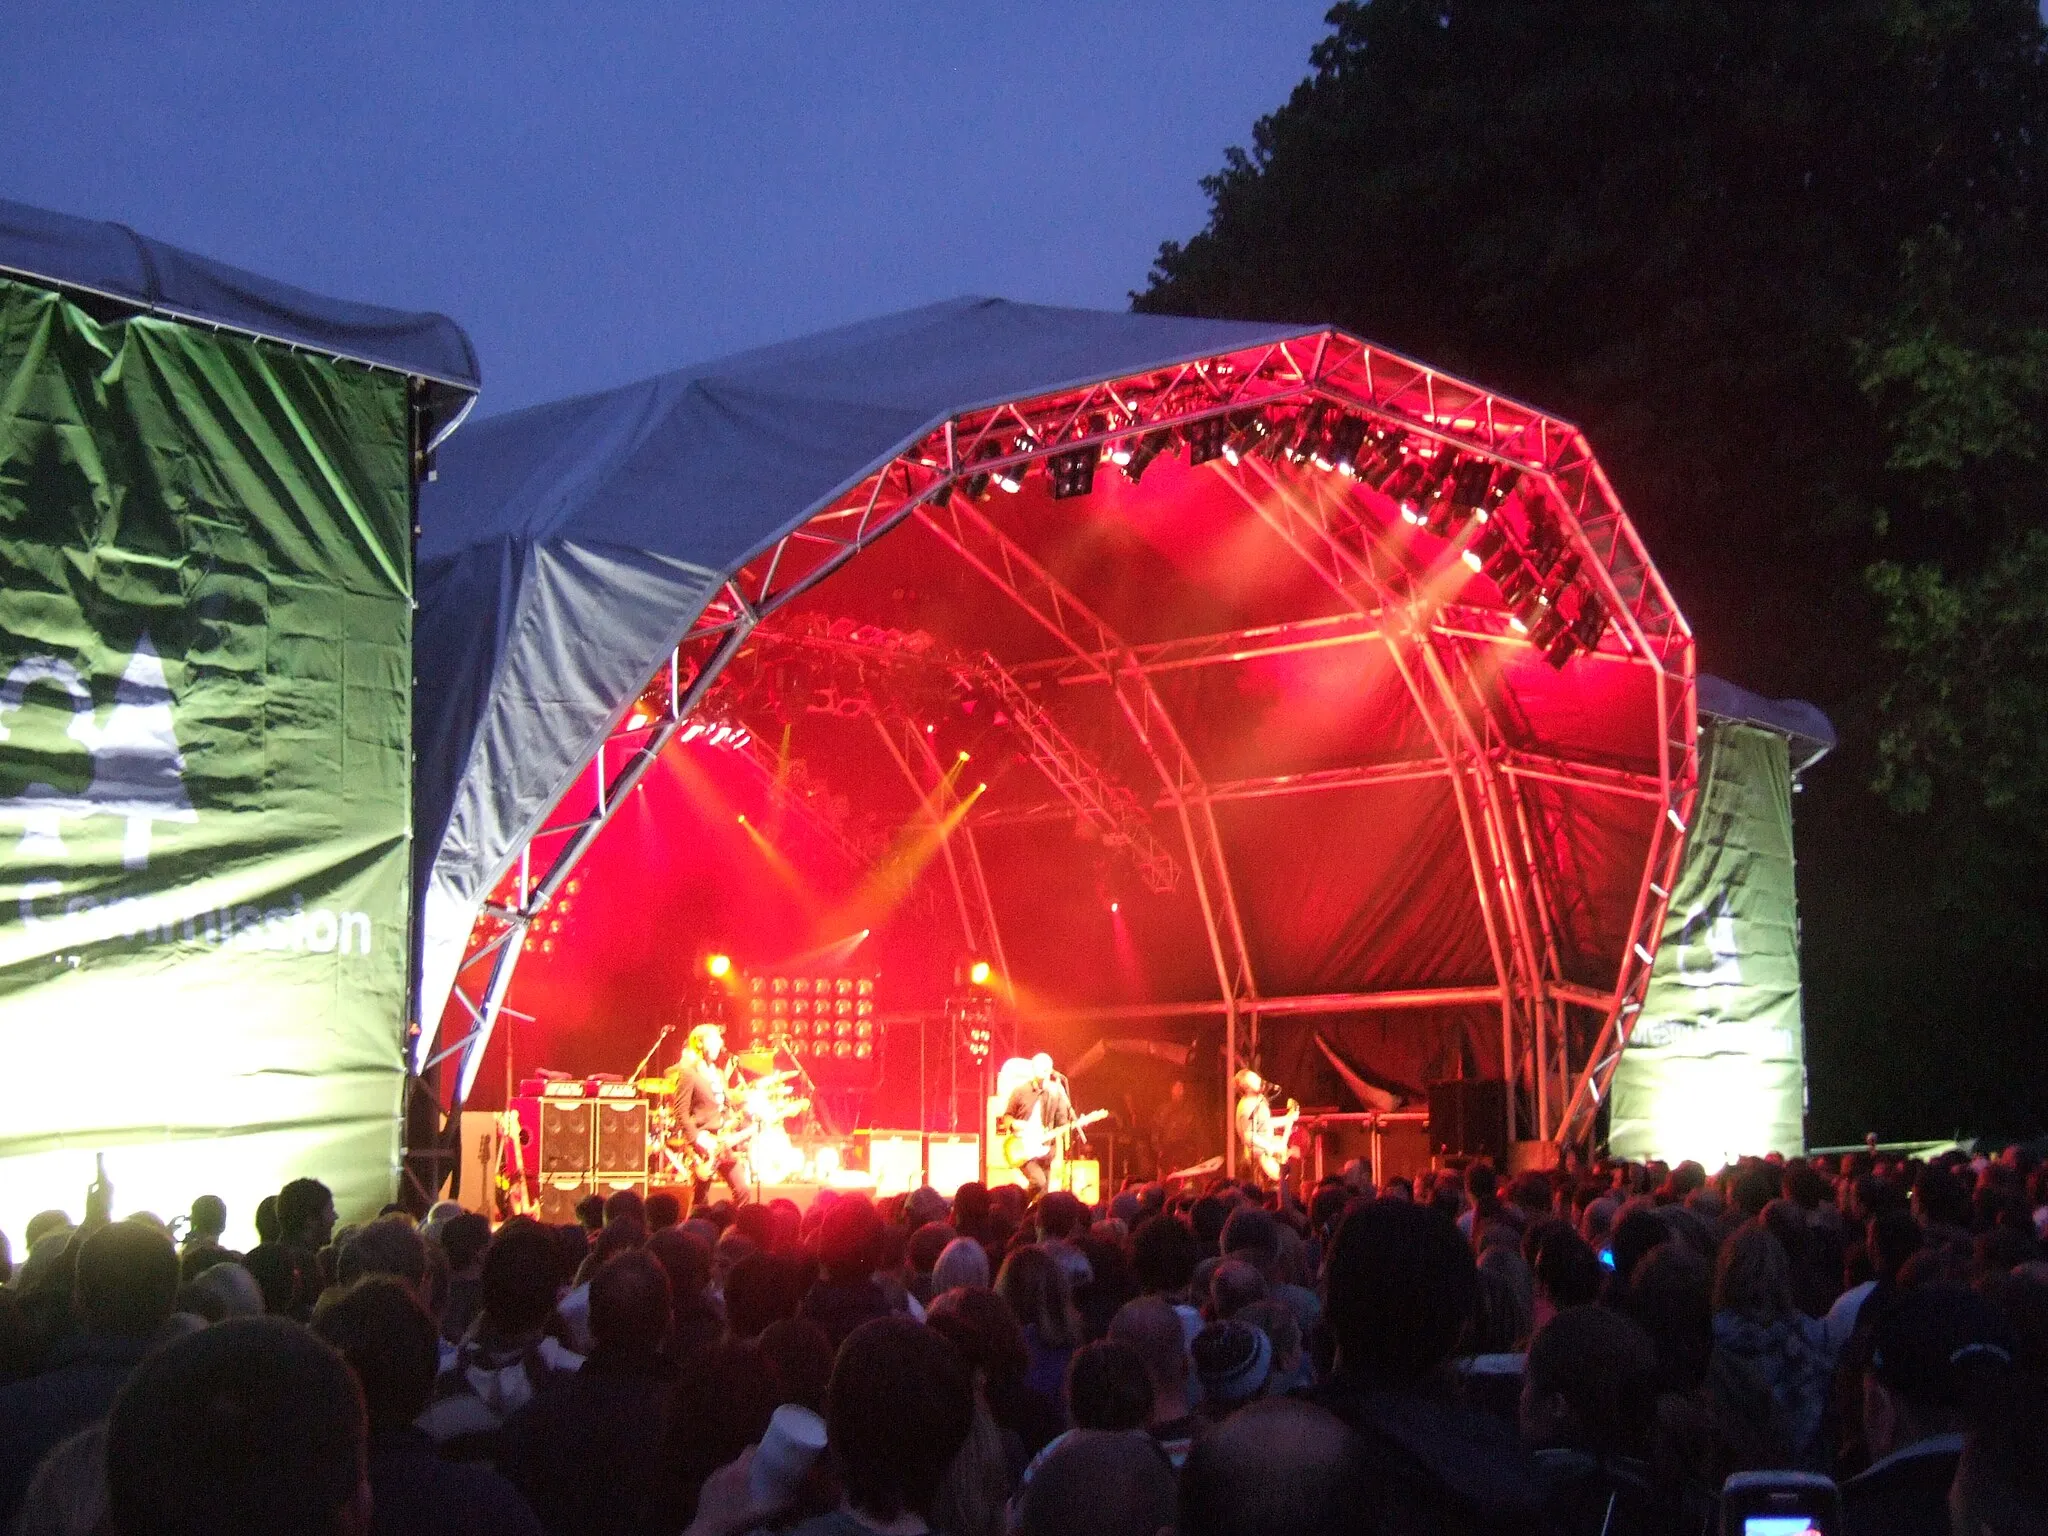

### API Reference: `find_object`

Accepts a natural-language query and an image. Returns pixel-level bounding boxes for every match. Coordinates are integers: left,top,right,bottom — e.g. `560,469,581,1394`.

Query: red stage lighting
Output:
705,953,732,979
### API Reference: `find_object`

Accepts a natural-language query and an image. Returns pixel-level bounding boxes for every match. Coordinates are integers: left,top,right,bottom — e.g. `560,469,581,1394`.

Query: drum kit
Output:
638,1048,814,1186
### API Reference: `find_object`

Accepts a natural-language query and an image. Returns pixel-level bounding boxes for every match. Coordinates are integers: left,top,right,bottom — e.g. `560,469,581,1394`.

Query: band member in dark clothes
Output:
673,1025,751,1205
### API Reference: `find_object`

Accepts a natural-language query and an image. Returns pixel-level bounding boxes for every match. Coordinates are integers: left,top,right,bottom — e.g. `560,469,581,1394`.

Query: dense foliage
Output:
1137,0,2048,1138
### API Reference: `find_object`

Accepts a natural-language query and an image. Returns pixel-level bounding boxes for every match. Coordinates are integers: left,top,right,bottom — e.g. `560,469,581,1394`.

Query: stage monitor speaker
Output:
1427,1079,1509,1164
926,1134,980,1197
593,1171,647,1206
858,1131,923,1196
537,1173,594,1224
595,1099,649,1175
1060,1159,1101,1206
1377,1120,1435,1184
539,1098,596,1174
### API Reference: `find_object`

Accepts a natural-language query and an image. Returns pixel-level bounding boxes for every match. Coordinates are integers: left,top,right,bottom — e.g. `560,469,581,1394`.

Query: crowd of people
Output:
1,1144,2046,1536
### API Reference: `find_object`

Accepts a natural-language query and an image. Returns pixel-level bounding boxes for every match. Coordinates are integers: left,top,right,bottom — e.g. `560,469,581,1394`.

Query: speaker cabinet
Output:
537,1173,594,1224
595,1099,649,1176
1427,1079,1509,1164
539,1098,596,1174
926,1134,980,1197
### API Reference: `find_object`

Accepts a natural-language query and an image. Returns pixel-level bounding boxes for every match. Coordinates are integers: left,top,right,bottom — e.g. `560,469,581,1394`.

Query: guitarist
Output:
998,1052,1073,1197
1234,1068,1299,1190
674,1024,752,1205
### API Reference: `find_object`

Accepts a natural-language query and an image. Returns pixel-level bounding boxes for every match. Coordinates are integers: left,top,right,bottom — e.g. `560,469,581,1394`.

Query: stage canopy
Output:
415,299,1697,1153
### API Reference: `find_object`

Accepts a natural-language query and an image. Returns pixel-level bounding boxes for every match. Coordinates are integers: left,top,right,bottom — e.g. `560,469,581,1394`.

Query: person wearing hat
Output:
1842,1284,2015,1536
1191,1318,1272,1419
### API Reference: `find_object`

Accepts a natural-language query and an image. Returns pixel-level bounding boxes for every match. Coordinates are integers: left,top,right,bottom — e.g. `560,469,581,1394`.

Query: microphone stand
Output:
628,1024,676,1085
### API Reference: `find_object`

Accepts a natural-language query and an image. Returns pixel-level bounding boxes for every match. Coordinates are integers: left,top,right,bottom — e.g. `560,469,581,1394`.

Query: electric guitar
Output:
1243,1098,1300,1183
1002,1108,1108,1166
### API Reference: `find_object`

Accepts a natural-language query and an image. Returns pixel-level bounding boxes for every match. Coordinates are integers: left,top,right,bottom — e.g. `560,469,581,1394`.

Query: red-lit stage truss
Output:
438,331,1696,1161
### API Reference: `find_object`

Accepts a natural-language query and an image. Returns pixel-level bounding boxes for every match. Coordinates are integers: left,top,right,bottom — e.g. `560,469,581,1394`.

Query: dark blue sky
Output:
0,5,1333,415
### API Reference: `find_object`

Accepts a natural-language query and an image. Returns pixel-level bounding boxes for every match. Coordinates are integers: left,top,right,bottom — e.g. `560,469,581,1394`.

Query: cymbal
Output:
636,1075,678,1094
732,1050,779,1072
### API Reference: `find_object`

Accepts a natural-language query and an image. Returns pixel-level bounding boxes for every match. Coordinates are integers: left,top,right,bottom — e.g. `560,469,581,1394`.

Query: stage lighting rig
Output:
1047,444,1096,500
1219,411,1268,466
1182,414,1229,465
1121,430,1170,484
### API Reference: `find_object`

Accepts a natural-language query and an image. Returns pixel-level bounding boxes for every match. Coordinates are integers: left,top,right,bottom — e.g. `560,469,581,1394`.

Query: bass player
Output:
673,1023,753,1205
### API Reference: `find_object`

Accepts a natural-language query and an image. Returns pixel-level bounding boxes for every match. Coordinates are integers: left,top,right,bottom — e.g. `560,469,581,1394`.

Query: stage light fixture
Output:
968,958,993,987
1121,431,1169,483
1047,445,1096,499
1448,458,1497,519
1481,465,1522,515
1351,427,1408,489
1107,437,1134,467
1220,412,1268,466
1183,415,1229,465
706,953,733,979
1253,411,1305,464
1325,414,1369,477
1465,523,1507,574
1301,402,1339,471
1572,599,1608,650
1543,627,1581,669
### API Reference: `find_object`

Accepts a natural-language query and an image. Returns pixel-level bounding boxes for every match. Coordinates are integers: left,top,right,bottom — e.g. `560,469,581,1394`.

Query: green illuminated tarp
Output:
1608,720,1807,1165
0,275,413,1246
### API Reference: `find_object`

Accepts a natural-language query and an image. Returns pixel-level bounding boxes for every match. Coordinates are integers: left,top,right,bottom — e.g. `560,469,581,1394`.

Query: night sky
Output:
0,3,1333,415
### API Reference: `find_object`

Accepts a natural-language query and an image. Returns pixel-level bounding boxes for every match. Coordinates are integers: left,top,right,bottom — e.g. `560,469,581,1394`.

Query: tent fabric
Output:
1697,674,1835,774
414,299,1316,1033
0,197,479,439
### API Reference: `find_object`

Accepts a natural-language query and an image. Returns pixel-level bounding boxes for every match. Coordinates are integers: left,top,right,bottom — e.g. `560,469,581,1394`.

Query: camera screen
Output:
1745,1519,1822,1536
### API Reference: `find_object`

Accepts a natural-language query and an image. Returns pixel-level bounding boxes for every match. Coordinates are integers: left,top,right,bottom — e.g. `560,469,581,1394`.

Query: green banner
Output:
1607,720,1808,1166
0,277,413,1249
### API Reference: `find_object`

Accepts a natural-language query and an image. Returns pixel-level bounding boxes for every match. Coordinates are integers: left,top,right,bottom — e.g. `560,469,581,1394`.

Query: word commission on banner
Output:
0,636,376,960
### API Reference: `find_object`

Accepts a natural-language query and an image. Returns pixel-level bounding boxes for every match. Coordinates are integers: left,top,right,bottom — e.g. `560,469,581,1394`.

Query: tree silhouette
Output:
1137,0,2048,1137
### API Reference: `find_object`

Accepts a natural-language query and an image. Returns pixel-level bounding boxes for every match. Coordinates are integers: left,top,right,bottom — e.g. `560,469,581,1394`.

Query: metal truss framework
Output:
432,326,1695,1155
740,623,1184,896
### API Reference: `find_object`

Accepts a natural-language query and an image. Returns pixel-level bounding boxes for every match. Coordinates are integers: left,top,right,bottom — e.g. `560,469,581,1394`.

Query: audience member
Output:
1015,1428,1175,1536
313,1276,541,1536
502,1251,677,1535
996,1244,1085,1409
1841,1285,2015,1536
175,1260,264,1322
104,1315,367,1536
800,1199,892,1348
1308,1198,1548,1532
1711,1223,1836,1469
691,1316,973,1536
1179,1397,1360,1536
418,1220,584,1459
1520,1303,1681,1535
1107,1294,1200,1467
0,1221,179,1524
1062,1337,1153,1431
931,1234,992,1296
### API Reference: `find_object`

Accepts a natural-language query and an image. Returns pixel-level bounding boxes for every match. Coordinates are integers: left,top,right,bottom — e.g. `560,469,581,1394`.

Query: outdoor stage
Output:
409,300,1708,1207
